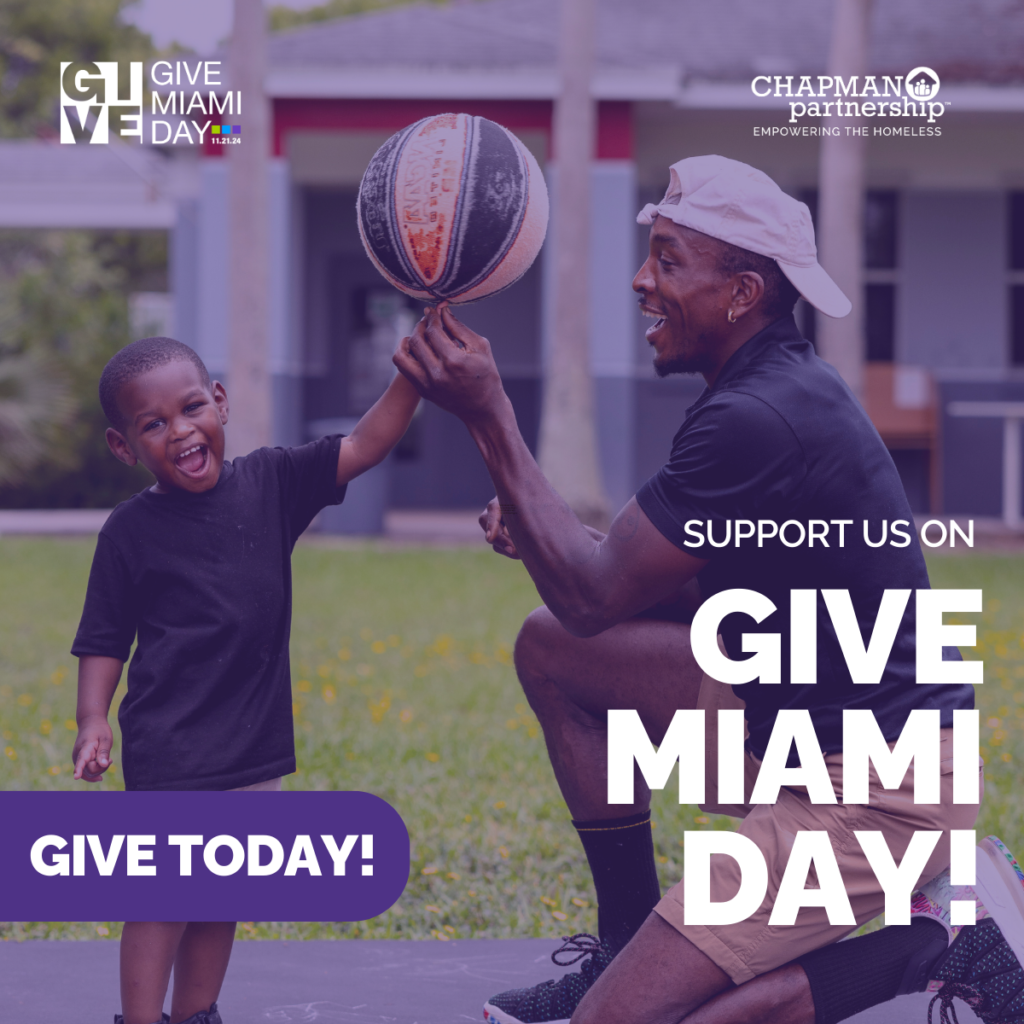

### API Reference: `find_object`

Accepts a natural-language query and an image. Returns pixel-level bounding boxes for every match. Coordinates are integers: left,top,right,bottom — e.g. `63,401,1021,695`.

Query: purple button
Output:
0,791,409,921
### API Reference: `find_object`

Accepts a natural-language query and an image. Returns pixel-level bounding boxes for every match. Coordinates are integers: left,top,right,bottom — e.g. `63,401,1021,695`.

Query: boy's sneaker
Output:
115,1004,220,1024
906,836,1024,1023
175,1004,222,1024
482,934,615,1024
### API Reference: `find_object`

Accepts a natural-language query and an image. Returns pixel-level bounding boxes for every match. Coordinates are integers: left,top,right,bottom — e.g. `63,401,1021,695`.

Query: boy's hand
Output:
480,497,520,559
73,716,113,782
394,304,507,425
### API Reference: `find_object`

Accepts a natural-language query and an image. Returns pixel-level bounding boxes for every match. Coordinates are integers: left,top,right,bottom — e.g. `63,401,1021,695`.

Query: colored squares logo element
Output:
234,126,241,134
212,125,220,134
223,125,231,134
210,125,239,135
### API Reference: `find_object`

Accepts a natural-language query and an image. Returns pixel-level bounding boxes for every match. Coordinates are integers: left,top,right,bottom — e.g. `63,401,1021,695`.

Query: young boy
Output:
70,335,419,1024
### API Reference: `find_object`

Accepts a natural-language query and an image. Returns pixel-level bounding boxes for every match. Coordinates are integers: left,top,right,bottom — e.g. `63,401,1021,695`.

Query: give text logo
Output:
60,62,144,144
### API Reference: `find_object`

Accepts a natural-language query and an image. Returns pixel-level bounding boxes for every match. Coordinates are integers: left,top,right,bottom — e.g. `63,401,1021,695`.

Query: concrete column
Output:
816,0,873,399
170,198,200,350
590,160,638,513
267,157,303,446
192,156,302,449
227,0,272,457
1004,416,1022,528
195,160,229,378
541,159,639,515
537,0,610,529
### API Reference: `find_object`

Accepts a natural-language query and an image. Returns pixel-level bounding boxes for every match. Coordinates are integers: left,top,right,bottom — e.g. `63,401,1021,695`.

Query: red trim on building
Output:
272,98,554,157
202,129,227,157
595,101,633,161
264,98,634,162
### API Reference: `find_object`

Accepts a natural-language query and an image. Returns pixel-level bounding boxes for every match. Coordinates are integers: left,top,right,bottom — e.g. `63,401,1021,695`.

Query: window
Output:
864,190,898,362
1010,193,1024,365
1010,192,1024,270
864,191,898,269
865,284,896,362
797,190,818,347
796,189,898,359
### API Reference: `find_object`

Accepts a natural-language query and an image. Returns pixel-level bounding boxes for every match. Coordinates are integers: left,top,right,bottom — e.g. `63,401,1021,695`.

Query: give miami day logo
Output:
59,61,241,146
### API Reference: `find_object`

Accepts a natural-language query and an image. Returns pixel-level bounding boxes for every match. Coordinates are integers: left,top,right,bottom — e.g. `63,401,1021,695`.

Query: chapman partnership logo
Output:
0,791,409,921
750,66,947,136
907,67,941,100
60,60,239,146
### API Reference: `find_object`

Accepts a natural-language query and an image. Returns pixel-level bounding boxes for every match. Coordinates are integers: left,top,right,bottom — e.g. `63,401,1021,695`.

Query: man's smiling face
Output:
632,219,735,378
106,359,229,494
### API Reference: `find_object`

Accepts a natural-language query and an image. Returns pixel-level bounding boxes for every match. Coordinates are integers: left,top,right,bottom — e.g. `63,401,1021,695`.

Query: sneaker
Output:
482,934,615,1024
908,836,1024,1023
910,866,993,944
177,1005,222,1024
115,1005,220,1024
975,836,1024,969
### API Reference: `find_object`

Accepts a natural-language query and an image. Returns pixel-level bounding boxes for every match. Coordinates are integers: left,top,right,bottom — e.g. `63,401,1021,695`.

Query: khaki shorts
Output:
229,776,283,792
655,674,983,985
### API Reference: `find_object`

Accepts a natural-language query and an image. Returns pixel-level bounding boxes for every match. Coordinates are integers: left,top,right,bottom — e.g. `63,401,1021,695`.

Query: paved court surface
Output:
0,938,980,1023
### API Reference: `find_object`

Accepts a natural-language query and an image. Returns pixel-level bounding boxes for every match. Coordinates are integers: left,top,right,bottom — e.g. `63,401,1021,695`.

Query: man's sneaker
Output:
482,934,615,1024
909,865,993,944
928,918,1024,1023
906,836,1024,1023
975,836,1024,969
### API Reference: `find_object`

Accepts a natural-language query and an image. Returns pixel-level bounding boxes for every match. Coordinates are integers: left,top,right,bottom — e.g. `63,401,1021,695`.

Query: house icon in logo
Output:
906,67,940,100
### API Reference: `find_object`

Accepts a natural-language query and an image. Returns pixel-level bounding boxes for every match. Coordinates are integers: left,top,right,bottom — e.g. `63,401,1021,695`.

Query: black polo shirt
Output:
636,314,973,759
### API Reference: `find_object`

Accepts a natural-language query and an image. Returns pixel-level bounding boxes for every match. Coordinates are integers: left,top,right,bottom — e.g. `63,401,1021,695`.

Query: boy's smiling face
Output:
105,358,229,494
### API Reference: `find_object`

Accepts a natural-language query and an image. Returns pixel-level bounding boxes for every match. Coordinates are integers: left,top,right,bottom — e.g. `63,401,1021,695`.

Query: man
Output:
393,155,1024,1024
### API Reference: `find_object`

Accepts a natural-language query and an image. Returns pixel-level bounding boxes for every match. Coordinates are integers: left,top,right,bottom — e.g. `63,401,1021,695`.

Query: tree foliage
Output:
0,0,152,138
268,0,450,33
0,231,158,506
0,352,74,485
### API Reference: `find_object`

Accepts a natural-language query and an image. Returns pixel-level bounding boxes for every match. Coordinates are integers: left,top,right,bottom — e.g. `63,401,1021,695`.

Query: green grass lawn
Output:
1,538,1022,943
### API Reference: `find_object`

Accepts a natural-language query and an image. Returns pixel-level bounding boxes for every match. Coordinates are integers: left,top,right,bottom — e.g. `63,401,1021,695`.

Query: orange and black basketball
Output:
357,113,549,304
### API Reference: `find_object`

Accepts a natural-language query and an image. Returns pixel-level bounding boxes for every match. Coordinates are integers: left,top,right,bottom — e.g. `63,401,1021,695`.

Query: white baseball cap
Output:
637,155,851,319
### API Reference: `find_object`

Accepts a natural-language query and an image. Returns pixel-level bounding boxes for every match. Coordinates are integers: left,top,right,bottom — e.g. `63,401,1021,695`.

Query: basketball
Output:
356,113,549,304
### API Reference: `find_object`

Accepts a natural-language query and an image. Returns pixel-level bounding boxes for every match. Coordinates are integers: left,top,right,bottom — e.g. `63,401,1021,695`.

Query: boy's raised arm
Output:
336,371,421,485
73,654,123,782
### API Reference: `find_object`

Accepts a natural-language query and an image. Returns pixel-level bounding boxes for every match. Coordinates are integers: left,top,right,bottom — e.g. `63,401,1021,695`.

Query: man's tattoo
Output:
499,503,517,514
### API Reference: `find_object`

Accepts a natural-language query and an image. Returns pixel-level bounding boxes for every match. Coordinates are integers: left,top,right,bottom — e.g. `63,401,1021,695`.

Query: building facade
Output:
4,0,1024,520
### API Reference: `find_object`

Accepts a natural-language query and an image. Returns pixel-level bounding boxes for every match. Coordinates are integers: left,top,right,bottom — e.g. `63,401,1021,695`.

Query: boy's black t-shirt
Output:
636,315,974,760
72,436,345,791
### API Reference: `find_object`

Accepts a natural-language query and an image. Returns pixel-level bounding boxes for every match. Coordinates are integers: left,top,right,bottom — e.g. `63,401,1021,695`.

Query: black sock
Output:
797,918,949,1024
571,810,661,954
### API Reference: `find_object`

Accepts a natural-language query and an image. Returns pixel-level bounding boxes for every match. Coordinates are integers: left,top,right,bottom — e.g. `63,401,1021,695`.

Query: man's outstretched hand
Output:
393,304,508,424
480,497,520,559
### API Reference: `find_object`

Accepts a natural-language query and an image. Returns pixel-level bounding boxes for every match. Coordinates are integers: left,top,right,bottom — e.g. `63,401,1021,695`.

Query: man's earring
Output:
727,309,737,323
